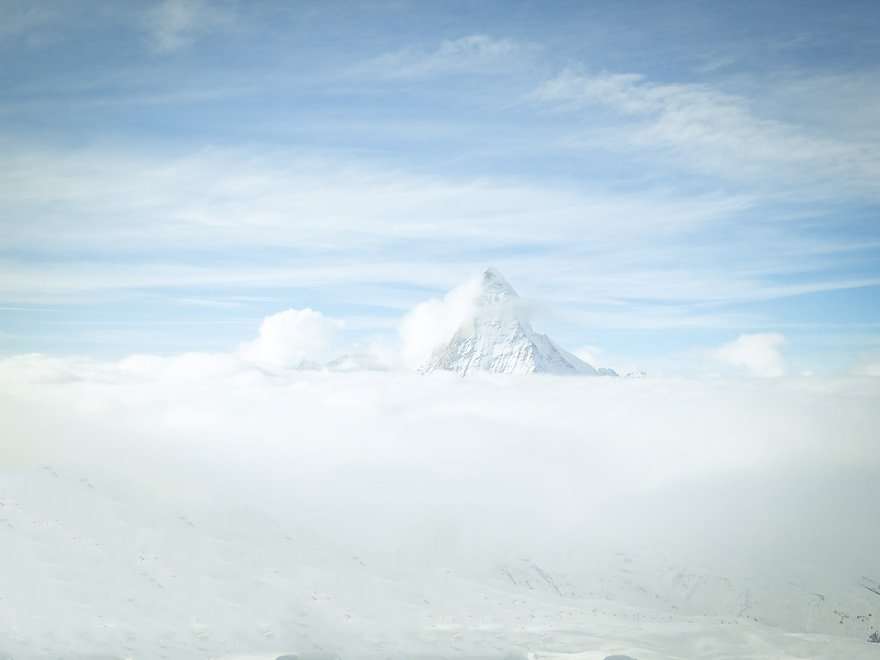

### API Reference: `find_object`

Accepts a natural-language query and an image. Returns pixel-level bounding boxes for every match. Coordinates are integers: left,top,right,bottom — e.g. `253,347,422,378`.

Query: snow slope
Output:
420,268,602,376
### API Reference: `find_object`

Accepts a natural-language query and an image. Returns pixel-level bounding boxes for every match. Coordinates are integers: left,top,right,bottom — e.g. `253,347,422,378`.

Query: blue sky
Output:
1,0,879,375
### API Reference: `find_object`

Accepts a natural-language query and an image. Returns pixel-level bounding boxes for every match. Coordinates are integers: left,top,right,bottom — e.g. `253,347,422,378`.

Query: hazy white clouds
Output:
239,307,341,369
352,34,534,79
2,355,877,486
3,12,878,370
0,309,345,384
715,332,786,378
2,144,744,252
117,351,247,383
533,70,880,194
0,143,774,313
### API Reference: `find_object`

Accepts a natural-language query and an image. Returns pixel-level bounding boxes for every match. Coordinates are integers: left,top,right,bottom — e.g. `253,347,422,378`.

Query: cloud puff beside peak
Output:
239,308,342,369
398,276,484,370
714,332,786,378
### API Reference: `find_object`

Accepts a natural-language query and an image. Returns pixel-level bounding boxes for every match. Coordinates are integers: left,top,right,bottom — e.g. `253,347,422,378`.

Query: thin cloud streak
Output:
532,70,880,197
349,34,537,80
0,144,752,252
142,0,234,53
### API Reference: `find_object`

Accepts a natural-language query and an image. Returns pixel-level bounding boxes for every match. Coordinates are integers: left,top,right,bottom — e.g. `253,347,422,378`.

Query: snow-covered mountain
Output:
420,268,608,376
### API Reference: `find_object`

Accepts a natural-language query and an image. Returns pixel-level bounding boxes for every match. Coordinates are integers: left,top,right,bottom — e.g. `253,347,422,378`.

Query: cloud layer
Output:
1,314,878,656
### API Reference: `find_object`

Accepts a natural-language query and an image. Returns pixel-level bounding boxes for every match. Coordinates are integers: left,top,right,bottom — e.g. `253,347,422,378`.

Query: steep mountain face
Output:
420,268,602,376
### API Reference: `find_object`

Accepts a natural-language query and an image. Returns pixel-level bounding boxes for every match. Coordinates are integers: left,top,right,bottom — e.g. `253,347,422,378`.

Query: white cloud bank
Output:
714,332,786,378
1,342,879,658
239,307,342,369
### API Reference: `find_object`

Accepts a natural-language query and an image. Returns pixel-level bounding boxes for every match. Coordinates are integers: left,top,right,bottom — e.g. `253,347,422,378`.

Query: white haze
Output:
1,351,879,658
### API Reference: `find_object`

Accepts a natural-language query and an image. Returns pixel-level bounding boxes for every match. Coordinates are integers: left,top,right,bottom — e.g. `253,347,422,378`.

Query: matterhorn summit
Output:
419,268,609,376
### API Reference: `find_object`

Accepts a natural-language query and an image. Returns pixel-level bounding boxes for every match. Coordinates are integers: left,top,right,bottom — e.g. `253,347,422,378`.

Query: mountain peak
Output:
481,266,512,286
420,268,604,376
479,267,518,303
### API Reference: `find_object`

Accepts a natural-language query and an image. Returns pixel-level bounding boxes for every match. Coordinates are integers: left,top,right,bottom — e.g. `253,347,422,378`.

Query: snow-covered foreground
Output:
1,360,879,659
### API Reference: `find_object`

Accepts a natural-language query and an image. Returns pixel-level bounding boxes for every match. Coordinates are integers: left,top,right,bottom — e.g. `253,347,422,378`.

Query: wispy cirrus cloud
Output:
142,0,233,54
532,70,880,196
0,0,61,45
0,143,750,254
350,34,536,79
1,141,875,335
